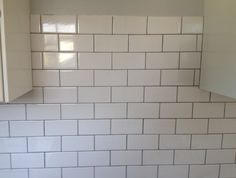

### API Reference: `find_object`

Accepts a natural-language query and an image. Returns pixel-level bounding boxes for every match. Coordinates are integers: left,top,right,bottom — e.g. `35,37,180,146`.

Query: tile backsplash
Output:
0,15,236,178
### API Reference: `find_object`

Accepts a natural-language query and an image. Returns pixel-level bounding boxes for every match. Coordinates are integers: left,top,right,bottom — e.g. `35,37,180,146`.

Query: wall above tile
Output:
30,0,203,16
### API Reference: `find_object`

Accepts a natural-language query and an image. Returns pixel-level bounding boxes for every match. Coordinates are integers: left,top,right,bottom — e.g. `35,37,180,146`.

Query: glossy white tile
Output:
31,34,58,51
78,16,112,34
31,15,41,33
43,53,77,69
42,15,76,33
59,35,93,52
182,16,203,34
148,16,181,34
113,16,147,34
28,137,61,152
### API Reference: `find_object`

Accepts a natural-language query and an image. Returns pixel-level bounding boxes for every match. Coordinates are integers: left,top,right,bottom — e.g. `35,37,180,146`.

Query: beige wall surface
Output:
30,0,203,16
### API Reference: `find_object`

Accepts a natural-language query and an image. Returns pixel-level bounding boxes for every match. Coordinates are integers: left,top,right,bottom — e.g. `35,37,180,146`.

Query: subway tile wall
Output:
0,15,236,178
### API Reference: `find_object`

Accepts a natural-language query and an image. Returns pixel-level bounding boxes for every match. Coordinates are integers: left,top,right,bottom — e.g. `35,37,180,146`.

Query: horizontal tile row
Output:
12,87,236,104
1,134,236,153
31,34,202,52
2,119,236,137
2,102,234,119
5,164,236,178
32,52,201,70
31,15,203,34
32,70,200,87
0,149,235,168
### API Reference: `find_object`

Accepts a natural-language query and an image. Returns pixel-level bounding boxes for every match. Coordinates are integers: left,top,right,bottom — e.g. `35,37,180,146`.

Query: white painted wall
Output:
30,0,203,16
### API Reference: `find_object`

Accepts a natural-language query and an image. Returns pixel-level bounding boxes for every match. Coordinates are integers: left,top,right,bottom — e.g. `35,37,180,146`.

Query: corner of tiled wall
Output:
0,14,236,178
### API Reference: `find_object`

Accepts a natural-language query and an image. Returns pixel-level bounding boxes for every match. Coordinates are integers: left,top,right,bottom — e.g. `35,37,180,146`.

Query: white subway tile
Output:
12,153,44,168
10,121,43,136
31,15,41,33
61,104,93,119
0,105,25,121
178,87,210,102
45,120,77,136
113,16,146,34
59,35,93,52
111,151,141,165
145,87,177,102
43,53,77,69
159,165,188,178
225,103,236,118
144,119,175,134
209,119,236,133
0,122,8,137
112,87,143,102
62,136,94,151
127,166,157,178
159,135,191,149
95,35,128,52
33,70,59,87
78,53,111,69
197,35,203,51
27,104,60,120
46,152,77,167
95,135,126,150
148,16,181,34
0,154,10,168
128,70,160,86
63,167,93,178
128,103,159,118
13,87,43,104
194,70,200,85
112,120,142,134
128,135,158,149
175,150,205,164
190,165,219,178
78,151,109,166
143,150,173,165
163,35,196,51
95,103,126,119
113,53,145,69
223,134,236,148
160,103,192,118
96,167,126,178
42,15,76,33
0,138,26,153
44,87,77,103
180,52,201,68
28,137,61,152
146,53,179,69
192,135,222,149
206,150,236,164
29,168,61,178
78,16,112,34
220,164,236,178
95,70,127,86
31,34,58,51
0,170,28,178
182,16,203,34
32,52,43,69
161,70,194,85
193,103,224,118
61,70,93,86
129,35,162,52
79,120,110,135
176,119,208,134
79,87,110,103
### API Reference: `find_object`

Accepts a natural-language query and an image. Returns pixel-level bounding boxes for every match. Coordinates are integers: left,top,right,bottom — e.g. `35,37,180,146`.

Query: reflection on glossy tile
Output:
59,35,93,51
43,53,77,69
31,34,58,51
42,15,76,33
